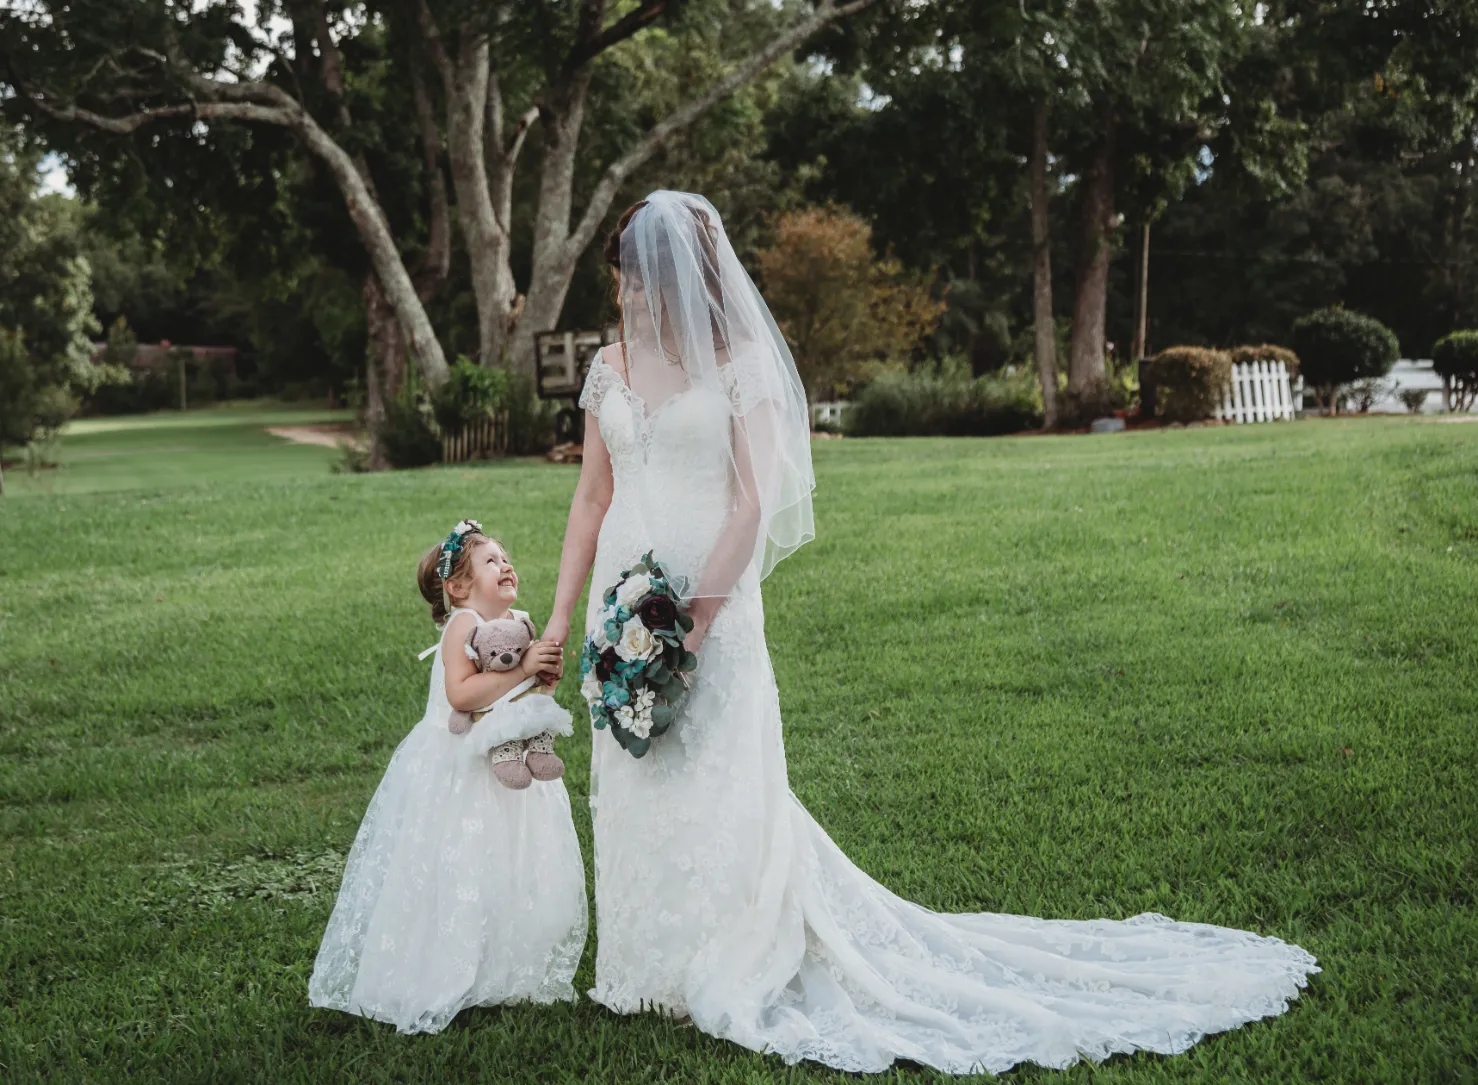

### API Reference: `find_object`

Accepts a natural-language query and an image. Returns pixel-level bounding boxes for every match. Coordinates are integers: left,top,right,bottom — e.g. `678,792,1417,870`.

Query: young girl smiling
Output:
307,520,586,1034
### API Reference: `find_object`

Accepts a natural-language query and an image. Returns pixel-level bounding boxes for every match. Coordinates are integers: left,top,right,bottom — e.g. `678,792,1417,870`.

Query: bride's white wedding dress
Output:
580,353,1318,1075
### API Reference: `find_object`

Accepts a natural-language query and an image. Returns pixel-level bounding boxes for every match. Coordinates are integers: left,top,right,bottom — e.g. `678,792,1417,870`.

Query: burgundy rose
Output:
595,647,619,681
638,594,678,631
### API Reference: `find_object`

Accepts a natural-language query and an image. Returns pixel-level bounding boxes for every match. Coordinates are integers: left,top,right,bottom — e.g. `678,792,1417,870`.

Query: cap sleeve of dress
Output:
579,348,622,413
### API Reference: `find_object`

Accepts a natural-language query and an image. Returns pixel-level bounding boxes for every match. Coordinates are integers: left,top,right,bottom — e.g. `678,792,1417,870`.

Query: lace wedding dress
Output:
308,608,587,1034
579,353,1318,1074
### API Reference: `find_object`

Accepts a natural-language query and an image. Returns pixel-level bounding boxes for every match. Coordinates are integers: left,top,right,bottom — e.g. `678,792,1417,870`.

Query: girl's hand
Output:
520,640,563,681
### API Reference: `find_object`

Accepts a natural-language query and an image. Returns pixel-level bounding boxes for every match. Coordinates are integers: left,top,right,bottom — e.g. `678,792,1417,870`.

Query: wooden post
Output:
178,352,188,412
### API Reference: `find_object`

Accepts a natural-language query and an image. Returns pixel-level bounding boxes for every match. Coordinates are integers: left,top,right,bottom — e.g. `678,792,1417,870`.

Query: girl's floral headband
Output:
436,519,484,580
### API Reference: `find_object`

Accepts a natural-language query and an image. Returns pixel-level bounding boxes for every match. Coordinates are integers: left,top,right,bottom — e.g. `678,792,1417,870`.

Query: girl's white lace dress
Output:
580,355,1319,1075
308,608,587,1034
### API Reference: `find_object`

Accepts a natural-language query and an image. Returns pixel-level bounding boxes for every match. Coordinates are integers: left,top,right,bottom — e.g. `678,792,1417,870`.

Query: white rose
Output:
615,616,656,662
626,711,652,739
581,672,602,704
616,574,652,607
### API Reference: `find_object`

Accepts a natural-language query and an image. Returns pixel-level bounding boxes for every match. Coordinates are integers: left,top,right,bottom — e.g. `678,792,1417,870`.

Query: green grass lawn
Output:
0,402,353,498
1,412,1475,1083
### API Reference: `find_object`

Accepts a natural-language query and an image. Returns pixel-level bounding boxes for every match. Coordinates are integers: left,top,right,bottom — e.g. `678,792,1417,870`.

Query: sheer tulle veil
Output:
616,191,814,598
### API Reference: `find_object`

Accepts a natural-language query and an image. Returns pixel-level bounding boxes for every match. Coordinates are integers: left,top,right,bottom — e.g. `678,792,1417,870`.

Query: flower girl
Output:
308,520,587,1034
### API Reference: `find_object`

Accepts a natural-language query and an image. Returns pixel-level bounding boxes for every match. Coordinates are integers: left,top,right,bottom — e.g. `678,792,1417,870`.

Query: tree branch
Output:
32,96,294,133
30,98,199,134
411,55,451,298
416,0,453,86
565,0,876,260
506,104,540,166
564,0,669,73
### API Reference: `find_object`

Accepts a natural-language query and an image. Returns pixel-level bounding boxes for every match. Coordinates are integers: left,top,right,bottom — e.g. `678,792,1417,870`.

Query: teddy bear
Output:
450,612,572,789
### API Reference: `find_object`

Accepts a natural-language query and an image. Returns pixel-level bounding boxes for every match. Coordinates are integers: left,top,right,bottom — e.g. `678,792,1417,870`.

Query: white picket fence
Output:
1216,360,1297,423
812,401,848,427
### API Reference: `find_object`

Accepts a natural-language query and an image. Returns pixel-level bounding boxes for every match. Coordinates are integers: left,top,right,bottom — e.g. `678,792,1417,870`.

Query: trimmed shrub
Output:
1141,347,1231,423
846,359,1042,437
1290,308,1398,414
1431,330,1478,411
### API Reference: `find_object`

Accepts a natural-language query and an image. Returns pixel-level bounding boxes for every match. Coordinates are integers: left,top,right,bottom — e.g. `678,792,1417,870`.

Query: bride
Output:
542,190,1317,1075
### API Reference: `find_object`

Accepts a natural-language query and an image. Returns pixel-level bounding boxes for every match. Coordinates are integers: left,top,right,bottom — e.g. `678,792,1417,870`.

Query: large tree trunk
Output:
362,274,400,471
512,75,594,375
1028,99,1059,429
1065,109,1117,425
424,19,519,367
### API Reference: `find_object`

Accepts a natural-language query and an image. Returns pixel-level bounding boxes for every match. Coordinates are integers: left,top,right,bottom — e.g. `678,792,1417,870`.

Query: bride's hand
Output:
683,618,709,656
543,614,571,652
683,599,715,655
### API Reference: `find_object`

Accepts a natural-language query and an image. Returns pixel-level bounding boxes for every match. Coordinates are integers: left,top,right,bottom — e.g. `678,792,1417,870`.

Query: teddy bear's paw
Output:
526,751,565,781
492,758,533,789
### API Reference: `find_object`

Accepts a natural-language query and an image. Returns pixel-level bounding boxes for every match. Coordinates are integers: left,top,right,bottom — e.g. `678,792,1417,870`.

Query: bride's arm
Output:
545,411,614,650
684,408,766,650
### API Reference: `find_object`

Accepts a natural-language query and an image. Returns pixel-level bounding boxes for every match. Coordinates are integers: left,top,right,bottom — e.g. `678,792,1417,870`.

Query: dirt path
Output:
265,424,360,448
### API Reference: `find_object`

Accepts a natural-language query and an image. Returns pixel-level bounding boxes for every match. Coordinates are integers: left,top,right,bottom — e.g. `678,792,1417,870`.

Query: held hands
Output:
539,616,571,688
521,639,564,685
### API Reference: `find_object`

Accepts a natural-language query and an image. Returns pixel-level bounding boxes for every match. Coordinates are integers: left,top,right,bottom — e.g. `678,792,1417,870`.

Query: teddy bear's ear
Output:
519,613,536,640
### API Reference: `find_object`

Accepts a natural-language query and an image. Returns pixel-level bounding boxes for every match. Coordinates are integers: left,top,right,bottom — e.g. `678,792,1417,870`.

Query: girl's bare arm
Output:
442,612,564,711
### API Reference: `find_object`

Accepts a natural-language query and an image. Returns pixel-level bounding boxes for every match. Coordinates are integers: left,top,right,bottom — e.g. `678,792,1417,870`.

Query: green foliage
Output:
847,359,1043,437
1399,387,1431,413
1291,309,1400,411
504,373,560,456
376,386,440,470
0,136,98,445
431,357,511,433
1142,347,1233,423
1432,330,1478,410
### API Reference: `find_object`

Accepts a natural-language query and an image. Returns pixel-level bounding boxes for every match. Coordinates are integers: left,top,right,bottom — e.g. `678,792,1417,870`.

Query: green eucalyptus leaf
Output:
650,703,674,727
626,736,651,758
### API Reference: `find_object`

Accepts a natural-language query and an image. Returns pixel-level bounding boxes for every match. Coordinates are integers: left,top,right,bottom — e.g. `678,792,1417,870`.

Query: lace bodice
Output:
580,351,742,592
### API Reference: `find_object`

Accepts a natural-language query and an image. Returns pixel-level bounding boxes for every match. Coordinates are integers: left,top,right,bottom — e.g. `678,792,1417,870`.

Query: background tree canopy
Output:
2,0,1476,436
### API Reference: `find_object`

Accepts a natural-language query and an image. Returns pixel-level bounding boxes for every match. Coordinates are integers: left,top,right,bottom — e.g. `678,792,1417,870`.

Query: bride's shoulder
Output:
579,346,624,412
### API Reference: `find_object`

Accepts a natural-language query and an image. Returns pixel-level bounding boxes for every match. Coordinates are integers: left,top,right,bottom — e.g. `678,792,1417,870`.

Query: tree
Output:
1290,308,1399,415
1431,331,1478,411
757,207,944,400
0,140,99,459
785,0,1251,425
2,1,877,387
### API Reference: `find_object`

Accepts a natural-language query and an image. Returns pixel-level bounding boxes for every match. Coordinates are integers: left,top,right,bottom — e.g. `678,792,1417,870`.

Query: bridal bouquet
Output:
579,552,696,759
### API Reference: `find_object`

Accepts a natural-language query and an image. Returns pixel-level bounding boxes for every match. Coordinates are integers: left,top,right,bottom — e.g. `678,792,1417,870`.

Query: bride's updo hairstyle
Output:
417,524,494,626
